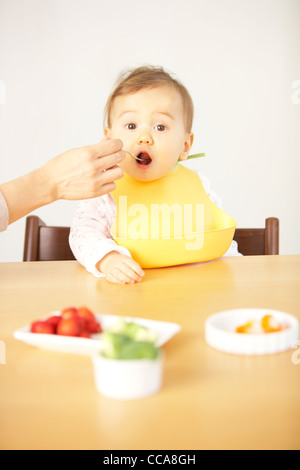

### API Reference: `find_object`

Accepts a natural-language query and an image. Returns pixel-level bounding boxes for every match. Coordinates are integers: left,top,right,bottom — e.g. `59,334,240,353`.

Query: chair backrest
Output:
23,215,75,261
233,217,279,256
23,215,279,261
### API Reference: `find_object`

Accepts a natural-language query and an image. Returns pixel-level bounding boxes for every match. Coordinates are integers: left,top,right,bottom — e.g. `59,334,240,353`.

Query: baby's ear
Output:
104,127,111,138
179,132,194,161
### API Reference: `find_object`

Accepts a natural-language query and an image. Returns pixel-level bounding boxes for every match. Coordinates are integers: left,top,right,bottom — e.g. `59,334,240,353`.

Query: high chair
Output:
23,215,75,261
233,217,279,255
23,215,279,261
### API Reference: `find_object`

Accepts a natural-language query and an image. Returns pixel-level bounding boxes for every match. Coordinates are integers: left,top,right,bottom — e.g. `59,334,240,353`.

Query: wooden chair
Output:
23,215,75,261
233,217,279,256
23,215,279,262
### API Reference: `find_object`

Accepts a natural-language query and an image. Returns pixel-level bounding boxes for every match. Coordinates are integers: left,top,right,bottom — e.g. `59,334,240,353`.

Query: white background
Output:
0,0,299,261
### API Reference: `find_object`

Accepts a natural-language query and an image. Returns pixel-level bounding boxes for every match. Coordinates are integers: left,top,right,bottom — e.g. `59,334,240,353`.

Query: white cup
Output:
91,351,164,400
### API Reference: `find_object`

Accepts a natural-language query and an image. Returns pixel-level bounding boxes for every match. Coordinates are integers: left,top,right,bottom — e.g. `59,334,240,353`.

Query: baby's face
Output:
105,85,193,181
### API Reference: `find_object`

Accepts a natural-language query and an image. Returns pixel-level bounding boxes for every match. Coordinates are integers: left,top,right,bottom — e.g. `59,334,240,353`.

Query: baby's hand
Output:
97,252,144,284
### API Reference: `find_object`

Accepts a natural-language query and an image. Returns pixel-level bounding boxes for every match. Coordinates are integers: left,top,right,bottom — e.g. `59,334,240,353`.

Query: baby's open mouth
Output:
137,152,152,166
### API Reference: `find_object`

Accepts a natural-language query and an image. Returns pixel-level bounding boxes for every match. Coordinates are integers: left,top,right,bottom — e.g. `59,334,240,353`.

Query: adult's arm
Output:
0,139,125,227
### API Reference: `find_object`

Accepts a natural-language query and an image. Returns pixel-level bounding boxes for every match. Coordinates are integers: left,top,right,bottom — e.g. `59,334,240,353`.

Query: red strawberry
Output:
61,307,78,319
77,306,102,335
85,320,102,334
79,331,91,338
77,306,95,322
45,315,61,331
56,317,82,337
30,306,101,338
30,321,55,335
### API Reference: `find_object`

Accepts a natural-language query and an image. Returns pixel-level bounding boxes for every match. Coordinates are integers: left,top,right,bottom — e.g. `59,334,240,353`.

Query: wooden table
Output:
0,255,299,450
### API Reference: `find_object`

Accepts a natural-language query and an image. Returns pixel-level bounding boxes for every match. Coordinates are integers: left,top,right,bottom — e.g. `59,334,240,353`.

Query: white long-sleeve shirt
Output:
0,190,9,232
69,171,241,277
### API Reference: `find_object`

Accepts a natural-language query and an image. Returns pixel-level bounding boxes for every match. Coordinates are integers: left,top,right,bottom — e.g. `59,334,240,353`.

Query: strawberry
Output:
86,319,102,334
30,306,102,338
77,306,96,322
77,306,102,335
56,317,82,337
45,315,61,331
30,321,56,335
79,331,91,338
61,307,78,319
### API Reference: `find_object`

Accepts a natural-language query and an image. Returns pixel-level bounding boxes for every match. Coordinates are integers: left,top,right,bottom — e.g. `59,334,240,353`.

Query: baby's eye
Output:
126,123,136,130
154,124,166,131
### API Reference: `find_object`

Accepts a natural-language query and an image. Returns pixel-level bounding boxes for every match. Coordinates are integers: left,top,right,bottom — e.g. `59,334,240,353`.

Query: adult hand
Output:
44,137,125,201
0,138,125,227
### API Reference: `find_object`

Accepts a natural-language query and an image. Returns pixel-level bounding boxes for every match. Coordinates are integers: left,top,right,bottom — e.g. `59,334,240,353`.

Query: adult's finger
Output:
94,150,125,172
89,139,124,158
97,182,117,196
99,165,124,183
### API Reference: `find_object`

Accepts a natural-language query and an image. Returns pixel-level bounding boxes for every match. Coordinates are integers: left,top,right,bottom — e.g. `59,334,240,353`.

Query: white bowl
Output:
91,352,164,400
205,308,299,356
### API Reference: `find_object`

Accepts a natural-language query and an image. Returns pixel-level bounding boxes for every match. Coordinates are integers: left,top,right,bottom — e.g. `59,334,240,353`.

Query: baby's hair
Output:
104,65,194,132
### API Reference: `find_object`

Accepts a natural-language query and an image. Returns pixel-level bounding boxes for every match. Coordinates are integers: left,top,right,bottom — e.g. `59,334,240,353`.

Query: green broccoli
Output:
101,332,131,359
101,332,159,360
118,340,159,360
108,318,158,344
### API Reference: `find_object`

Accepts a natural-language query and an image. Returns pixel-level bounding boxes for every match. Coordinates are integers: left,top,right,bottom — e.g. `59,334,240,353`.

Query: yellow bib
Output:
111,164,236,268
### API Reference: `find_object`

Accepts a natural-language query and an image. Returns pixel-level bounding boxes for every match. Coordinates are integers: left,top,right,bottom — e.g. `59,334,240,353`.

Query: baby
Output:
69,66,239,283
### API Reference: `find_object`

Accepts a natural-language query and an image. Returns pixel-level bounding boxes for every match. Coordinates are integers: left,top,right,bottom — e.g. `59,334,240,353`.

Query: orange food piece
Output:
261,314,283,333
236,314,288,334
236,322,255,334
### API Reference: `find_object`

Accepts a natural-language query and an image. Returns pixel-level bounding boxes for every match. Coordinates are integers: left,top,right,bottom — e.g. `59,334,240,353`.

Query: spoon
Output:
124,150,205,161
186,153,205,159
124,150,143,161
